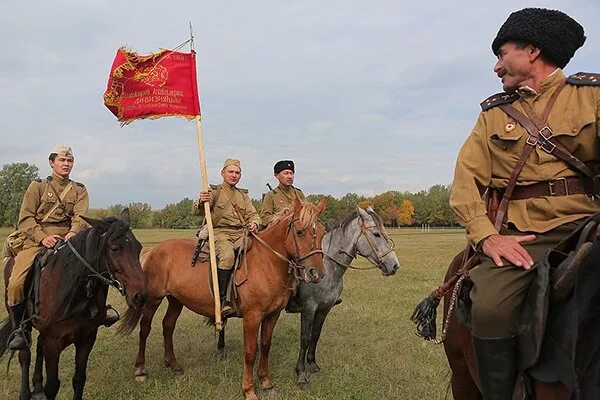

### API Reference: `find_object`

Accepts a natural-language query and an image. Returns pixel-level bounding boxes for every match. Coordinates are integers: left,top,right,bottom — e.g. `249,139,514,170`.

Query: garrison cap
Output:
222,158,241,171
274,160,295,174
492,8,586,69
51,145,74,158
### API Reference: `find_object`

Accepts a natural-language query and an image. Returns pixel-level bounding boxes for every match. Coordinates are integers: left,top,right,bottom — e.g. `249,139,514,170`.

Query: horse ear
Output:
316,197,328,214
366,205,375,213
120,208,131,225
81,215,110,232
292,197,302,213
357,206,370,220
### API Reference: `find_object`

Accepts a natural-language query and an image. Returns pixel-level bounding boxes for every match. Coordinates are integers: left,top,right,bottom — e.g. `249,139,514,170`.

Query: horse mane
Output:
269,201,322,229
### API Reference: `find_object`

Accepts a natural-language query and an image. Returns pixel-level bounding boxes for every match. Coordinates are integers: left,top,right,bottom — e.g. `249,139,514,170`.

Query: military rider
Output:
194,158,261,318
260,160,305,226
449,8,598,399
6,145,118,351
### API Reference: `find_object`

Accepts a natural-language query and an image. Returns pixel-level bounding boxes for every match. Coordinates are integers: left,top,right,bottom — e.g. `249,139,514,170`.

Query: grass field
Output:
0,227,466,400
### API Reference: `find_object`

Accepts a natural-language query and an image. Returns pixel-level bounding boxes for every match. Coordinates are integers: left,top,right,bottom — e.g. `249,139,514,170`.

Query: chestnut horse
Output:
430,217,600,400
118,198,328,400
0,210,148,400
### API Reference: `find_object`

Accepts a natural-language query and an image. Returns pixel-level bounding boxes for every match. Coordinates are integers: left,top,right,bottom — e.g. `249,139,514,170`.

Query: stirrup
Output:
8,329,30,351
102,305,120,327
221,304,240,319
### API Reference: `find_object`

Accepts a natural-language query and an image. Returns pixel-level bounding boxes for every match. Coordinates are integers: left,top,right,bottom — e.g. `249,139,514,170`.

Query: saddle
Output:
522,213,600,398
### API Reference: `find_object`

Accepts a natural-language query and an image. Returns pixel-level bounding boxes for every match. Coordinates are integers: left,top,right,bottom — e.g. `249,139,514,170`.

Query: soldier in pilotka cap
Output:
5,145,118,350
450,8,599,399
194,158,261,318
260,160,305,226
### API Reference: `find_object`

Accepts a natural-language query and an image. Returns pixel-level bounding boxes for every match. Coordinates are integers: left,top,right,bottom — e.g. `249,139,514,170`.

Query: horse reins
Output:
327,214,395,270
66,237,126,295
250,215,323,284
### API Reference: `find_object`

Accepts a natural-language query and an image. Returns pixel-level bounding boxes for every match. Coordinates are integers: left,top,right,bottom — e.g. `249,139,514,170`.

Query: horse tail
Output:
0,317,12,359
116,306,142,336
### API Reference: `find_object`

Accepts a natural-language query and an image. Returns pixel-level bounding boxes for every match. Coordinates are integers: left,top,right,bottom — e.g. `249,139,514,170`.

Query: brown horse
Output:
0,209,148,400
432,218,600,400
119,197,328,400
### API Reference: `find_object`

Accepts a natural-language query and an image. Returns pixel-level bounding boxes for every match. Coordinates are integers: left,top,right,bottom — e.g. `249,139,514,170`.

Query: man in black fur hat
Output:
449,7,599,399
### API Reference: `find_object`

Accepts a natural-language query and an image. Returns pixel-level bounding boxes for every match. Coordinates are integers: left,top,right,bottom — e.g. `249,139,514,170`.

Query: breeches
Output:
7,246,43,305
470,221,582,338
214,229,244,270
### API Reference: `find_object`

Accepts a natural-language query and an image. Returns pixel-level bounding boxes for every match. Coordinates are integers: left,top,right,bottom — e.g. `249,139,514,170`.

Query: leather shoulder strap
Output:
481,92,520,111
566,72,600,87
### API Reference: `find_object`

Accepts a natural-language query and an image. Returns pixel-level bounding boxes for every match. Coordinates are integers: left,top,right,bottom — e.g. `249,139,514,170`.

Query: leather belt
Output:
508,176,593,200
39,219,72,228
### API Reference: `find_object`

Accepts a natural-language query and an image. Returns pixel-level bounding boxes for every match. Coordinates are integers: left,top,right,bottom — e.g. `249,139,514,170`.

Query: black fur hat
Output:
274,160,294,174
492,8,586,68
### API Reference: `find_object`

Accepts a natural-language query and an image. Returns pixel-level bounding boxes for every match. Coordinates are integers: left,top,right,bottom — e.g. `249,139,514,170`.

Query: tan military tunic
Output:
451,70,600,338
450,69,600,247
193,183,261,270
7,173,89,305
260,185,305,226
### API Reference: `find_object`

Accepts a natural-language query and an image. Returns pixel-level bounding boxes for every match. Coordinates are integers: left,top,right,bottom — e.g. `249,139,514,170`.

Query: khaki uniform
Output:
194,183,261,270
260,185,305,226
450,69,600,337
7,173,89,305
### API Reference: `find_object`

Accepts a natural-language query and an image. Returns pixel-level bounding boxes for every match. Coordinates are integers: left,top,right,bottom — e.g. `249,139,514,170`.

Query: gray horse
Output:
295,206,399,388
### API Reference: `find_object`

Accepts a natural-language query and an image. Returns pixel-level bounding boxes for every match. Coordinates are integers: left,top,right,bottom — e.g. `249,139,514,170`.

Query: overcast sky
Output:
1,1,598,208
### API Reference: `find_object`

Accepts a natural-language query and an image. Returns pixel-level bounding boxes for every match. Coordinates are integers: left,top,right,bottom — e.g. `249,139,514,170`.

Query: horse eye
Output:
296,230,303,236
373,232,381,238
110,246,119,253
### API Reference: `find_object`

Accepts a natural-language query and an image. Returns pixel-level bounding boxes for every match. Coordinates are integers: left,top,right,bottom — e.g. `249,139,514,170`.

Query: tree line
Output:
0,162,459,229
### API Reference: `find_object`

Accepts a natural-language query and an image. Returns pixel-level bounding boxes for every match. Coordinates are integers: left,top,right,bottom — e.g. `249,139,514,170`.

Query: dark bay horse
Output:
294,206,399,388
0,210,148,400
119,198,328,400
424,216,600,400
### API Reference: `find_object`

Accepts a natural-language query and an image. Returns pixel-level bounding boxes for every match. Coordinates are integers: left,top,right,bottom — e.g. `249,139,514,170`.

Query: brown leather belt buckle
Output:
526,134,538,146
548,177,568,196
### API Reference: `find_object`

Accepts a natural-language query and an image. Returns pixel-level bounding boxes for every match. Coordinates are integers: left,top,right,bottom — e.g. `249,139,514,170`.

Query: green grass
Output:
0,228,466,400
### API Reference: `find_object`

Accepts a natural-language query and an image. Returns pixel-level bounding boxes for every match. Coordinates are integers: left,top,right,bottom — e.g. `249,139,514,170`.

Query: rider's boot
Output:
102,305,120,327
8,302,29,350
473,336,518,400
217,268,239,318
285,293,302,313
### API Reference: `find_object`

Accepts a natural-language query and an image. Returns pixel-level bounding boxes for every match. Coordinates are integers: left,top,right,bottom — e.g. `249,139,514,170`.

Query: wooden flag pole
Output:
194,116,223,331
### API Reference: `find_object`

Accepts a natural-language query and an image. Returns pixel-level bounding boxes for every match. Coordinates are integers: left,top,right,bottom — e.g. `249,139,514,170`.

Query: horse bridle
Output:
329,214,395,270
65,234,126,296
250,214,323,284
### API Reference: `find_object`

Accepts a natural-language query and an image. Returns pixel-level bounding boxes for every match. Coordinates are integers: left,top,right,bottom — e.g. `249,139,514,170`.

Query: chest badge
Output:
48,192,53,197
505,119,516,133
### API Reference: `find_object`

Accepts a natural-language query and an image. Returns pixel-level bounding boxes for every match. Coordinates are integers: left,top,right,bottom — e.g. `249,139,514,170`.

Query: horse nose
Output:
391,263,399,275
133,291,148,308
308,267,319,281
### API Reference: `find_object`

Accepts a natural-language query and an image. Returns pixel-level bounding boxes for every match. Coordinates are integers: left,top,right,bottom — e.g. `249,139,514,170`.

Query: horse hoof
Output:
244,391,259,400
31,393,47,400
217,349,227,360
307,363,321,373
263,387,277,397
261,379,275,391
172,368,185,376
134,368,147,382
297,374,309,390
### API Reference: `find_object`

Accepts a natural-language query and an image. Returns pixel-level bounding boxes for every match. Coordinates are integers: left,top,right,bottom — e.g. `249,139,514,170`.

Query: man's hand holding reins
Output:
247,221,258,233
481,234,536,269
41,234,63,248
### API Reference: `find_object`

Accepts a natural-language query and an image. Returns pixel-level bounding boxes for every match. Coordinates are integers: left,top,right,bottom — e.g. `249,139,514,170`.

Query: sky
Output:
1,1,598,209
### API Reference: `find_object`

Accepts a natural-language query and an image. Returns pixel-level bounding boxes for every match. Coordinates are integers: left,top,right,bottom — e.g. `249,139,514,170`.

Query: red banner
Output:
103,47,201,124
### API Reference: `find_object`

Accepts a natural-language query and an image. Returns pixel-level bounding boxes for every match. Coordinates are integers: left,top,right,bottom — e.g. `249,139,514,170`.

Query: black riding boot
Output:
8,302,29,351
473,336,518,400
285,292,302,313
217,268,239,318
102,305,120,327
